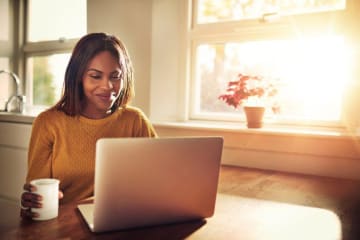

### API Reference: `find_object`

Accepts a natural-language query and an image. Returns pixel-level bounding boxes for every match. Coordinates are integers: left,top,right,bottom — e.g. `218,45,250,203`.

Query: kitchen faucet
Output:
0,70,26,113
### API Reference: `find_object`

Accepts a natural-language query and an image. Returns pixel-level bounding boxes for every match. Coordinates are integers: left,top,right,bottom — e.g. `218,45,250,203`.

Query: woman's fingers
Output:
20,183,42,219
21,191,42,208
20,207,39,219
22,183,36,192
20,191,42,219
21,182,63,219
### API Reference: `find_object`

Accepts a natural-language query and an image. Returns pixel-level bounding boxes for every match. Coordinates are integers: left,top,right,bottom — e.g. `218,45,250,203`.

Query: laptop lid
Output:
78,136,223,233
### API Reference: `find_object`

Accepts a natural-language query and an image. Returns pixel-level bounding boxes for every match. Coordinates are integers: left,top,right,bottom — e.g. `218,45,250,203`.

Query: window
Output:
0,0,12,110
24,0,86,107
0,0,9,41
0,57,10,110
26,54,70,105
190,0,356,126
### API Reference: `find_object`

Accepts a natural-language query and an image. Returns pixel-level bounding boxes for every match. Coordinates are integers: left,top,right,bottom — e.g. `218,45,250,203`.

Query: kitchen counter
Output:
0,112,36,124
0,107,46,124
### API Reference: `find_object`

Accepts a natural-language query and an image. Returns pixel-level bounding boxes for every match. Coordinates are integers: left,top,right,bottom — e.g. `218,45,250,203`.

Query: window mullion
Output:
23,39,78,54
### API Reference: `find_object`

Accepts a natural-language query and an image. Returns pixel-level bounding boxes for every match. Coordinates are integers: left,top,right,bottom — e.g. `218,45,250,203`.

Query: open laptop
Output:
78,136,223,233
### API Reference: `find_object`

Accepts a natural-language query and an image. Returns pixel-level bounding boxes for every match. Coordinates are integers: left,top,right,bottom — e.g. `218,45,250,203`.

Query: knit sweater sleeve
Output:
26,111,54,182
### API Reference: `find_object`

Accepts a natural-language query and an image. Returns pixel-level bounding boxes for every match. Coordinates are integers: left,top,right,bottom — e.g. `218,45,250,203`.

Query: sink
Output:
0,70,26,113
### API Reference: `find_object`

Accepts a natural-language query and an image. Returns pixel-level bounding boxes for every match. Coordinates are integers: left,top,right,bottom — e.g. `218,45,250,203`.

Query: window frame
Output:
0,0,22,102
0,0,13,57
22,0,85,106
0,0,22,70
188,0,358,128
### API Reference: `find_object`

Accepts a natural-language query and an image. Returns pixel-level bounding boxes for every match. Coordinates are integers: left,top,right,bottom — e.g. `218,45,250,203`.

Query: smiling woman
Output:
20,33,157,220
81,51,124,119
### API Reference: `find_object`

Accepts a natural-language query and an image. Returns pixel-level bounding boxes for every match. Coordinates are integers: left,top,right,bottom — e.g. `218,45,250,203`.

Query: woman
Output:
20,32,157,219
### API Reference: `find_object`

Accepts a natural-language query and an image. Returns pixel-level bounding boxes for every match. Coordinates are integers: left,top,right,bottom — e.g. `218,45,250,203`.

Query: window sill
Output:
152,120,359,139
153,120,360,180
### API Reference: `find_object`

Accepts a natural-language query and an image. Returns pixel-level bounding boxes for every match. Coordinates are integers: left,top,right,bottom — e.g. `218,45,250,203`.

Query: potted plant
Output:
218,73,279,128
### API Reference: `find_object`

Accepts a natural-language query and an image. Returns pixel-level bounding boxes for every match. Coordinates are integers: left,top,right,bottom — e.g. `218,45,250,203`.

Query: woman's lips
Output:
97,94,112,102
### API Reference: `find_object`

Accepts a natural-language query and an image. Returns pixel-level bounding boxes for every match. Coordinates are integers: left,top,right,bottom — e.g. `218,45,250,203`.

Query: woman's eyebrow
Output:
86,68,102,73
86,69,121,74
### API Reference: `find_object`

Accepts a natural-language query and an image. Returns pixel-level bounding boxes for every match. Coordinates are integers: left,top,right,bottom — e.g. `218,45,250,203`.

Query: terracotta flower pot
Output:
243,106,265,128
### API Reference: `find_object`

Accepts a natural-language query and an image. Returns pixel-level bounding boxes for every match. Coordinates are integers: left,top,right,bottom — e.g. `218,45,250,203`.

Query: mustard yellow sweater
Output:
26,106,157,203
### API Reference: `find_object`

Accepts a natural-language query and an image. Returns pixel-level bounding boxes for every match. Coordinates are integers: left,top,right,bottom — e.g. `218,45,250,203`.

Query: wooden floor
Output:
218,165,360,240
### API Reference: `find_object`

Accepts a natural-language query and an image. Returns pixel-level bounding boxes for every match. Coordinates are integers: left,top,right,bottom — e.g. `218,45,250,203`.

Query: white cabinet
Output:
0,122,32,202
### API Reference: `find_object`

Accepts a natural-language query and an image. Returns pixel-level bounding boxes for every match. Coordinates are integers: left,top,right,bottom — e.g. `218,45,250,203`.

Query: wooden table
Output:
1,166,359,240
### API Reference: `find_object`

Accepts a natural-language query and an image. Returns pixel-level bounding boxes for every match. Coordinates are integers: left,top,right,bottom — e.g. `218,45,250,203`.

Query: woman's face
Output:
81,51,123,119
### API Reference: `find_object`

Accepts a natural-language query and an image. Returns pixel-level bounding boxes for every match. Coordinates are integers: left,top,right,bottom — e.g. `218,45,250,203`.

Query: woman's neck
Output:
81,108,112,119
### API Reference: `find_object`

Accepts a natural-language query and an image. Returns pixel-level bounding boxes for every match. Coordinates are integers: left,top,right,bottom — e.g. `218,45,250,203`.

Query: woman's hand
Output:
20,183,64,219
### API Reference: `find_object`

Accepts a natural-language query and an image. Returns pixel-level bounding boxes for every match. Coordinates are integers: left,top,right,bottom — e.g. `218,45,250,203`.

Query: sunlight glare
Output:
279,36,349,121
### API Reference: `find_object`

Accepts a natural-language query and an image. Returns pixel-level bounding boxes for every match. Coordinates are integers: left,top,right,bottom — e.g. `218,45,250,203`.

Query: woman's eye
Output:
90,75,101,79
111,76,121,81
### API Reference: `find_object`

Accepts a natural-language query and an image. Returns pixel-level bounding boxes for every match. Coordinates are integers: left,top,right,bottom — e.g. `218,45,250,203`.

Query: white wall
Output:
87,0,153,115
150,0,188,121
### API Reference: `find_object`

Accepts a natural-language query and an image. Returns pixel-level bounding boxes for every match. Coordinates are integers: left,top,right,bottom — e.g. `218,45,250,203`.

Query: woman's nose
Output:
101,78,114,89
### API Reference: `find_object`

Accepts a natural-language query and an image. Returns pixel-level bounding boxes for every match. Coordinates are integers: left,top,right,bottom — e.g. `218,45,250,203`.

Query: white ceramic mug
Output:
30,178,60,221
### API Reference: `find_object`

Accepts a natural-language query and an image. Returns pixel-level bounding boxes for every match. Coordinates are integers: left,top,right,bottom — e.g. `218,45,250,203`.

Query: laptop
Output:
78,136,223,233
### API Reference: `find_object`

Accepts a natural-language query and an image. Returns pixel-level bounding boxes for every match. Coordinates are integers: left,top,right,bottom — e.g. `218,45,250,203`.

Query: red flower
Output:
219,73,279,110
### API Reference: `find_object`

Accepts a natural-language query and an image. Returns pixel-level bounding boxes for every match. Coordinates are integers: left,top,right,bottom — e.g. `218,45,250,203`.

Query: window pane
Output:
0,57,10,110
27,0,86,42
28,54,70,106
0,57,10,71
197,0,346,23
0,0,9,41
194,35,349,122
